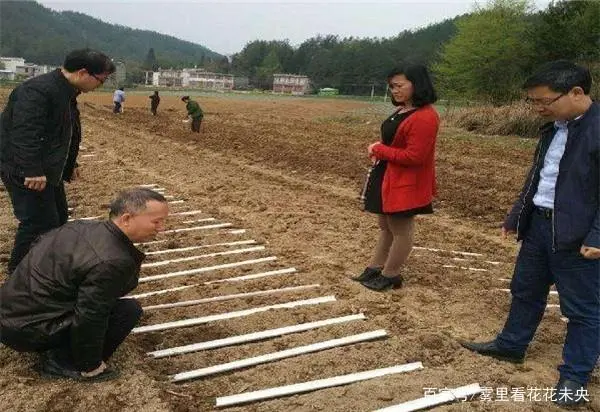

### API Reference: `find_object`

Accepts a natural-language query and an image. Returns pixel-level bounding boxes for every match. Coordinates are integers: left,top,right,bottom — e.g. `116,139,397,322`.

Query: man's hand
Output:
580,245,600,260
502,226,516,239
81,361,107,378
24,176,47,191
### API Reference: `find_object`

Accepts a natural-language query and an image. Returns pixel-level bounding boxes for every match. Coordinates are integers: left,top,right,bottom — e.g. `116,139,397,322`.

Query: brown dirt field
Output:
0,89,597,412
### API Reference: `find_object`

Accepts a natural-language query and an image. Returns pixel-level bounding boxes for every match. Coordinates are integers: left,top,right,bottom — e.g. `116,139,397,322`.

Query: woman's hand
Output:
368,142,380,164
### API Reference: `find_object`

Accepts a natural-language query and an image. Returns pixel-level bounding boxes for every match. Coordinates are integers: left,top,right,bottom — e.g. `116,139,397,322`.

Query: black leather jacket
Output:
0,69,81,185
0,220,144,371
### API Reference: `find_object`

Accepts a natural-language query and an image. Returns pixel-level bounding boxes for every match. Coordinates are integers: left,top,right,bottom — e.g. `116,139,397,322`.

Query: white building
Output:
0,57,25,73
0,70,15,81
0,56,57,80
145,68,234,90
273,74,310,95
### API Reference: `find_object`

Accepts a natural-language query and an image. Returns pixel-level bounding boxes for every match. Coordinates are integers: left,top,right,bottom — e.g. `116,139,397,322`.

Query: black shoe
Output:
554,379,588,407
360,274,403,291
460,340,525,364
351,267,381,282
39,355,120,382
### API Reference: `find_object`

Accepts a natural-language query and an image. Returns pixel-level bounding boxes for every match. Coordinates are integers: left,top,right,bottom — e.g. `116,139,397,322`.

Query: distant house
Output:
0,56,57,80
0,57,25,72
16,63,43,78
184,69,234,90
0,70,15,81
233,76,250,90
105,61,126,88
272,74,310,95
145,68,234,90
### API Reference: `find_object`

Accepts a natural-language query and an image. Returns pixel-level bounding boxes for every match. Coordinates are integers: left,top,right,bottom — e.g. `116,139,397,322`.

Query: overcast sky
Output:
38,0,553,55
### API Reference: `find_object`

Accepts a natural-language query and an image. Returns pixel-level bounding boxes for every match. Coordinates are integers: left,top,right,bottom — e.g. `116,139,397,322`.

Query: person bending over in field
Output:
149,90,160,115
0,188,169,382
181,95,203,133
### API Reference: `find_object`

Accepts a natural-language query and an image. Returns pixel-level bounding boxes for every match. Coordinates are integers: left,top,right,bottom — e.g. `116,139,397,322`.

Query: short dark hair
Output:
109,188,167,219
63,49,116,76
387,64,437,107
181,96,190,102
523,60,592,94
119,87,124,91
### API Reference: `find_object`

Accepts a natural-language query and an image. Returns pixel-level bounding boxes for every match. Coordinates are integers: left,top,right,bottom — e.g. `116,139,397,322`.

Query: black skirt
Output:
361,109,434,216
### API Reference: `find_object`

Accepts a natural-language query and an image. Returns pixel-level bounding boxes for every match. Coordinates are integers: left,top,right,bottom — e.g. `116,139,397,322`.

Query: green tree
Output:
530,0,599,63
217,56,230,73
256,50,282,89
144,48,159,71
435,0,535,104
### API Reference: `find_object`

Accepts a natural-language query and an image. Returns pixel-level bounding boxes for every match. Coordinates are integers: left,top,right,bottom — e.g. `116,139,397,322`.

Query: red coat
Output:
371,105,439,213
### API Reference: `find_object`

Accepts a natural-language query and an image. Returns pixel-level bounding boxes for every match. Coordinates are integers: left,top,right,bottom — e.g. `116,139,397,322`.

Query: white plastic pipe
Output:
181,218,216,224
169,200,185,204
143,284,320,310
413,246,483,257
204,267,297,284
171,329,388,382
374,383,482,412
145,240,256,256
126,284,198,299
452,257,501,265
215,362,424,407
132,295,336,334
496,288,558,295
135,228,244,247
138,256,277,283
161,223,232,234
148,313,366,358
139,184,159,188
67,215,102,222
170,210,203,216
442,265,487,272
141,246,265,268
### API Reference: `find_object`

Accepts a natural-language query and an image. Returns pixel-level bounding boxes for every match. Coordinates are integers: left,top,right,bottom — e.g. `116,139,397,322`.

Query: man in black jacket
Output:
0,188,169,381
0,49,115,274
461,61,599,407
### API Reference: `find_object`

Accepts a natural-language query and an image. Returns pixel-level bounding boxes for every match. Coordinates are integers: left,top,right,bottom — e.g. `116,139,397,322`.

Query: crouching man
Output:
0,188,169,382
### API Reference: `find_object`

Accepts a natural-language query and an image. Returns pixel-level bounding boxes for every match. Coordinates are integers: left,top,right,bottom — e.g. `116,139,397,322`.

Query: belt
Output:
534,206,553,219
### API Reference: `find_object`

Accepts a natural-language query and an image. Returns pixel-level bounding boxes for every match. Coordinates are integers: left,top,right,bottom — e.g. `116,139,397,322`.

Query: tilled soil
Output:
0,90,597,412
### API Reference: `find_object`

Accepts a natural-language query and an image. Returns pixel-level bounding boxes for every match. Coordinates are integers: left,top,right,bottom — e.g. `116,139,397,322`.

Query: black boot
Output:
553,379,588,407
360,274,403,291
351,266,381,282
460,340,525,364
38,351,120,382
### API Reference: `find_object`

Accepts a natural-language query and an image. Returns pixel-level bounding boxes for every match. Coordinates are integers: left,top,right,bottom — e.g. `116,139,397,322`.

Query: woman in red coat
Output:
356,64,439,291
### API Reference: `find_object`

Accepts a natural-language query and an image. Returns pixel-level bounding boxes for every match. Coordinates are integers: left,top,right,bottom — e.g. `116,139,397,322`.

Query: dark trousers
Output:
1,170,68,273
113,101,122,114
1,299,142,367
151,105,158,116
496,210,600,385
191,117,202,133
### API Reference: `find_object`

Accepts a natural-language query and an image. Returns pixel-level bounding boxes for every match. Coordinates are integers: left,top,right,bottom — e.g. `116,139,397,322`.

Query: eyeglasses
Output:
89,73,107,84
525,93,565,106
